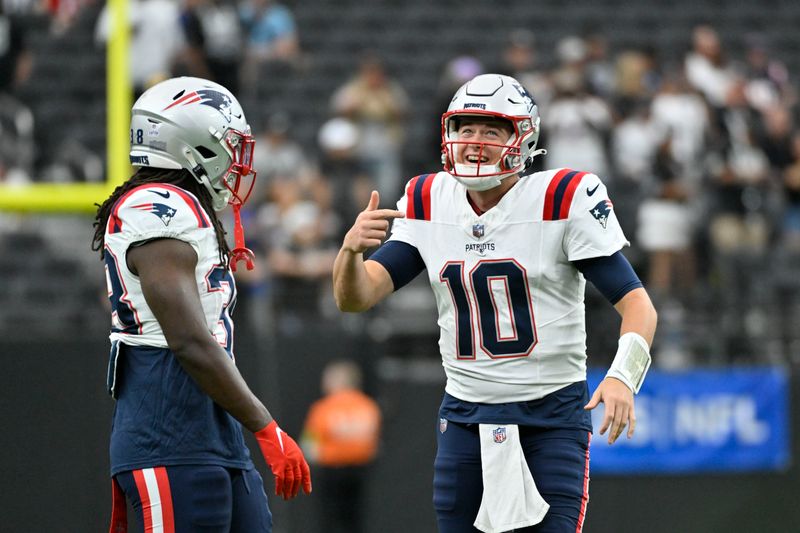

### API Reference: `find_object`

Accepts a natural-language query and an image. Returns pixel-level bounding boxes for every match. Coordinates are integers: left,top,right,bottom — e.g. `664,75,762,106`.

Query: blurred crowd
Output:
2,0,800,367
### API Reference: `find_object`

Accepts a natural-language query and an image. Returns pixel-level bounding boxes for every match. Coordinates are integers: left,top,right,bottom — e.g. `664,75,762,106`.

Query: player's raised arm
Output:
333,190,404,312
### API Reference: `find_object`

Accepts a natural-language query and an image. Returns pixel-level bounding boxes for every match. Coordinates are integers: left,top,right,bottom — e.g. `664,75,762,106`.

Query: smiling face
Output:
454,117,514,167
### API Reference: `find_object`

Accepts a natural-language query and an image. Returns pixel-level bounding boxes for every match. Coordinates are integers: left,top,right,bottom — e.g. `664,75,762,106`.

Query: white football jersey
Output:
103,183,235,356
386,169,628,403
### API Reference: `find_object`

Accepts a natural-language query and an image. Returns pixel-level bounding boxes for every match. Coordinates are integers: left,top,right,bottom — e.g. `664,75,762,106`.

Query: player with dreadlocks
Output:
93,168,230,263
93,77,311,533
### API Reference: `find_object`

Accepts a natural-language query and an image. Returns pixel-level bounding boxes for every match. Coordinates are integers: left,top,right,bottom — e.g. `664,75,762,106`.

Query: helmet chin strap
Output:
229,203,255,271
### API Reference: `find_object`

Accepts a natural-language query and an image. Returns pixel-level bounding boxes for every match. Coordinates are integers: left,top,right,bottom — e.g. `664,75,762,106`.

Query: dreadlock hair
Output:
92,167,230,264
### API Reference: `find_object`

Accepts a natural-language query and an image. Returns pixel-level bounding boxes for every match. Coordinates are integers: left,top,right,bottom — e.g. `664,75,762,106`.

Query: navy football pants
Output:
114,465,272,532
434,421,590,532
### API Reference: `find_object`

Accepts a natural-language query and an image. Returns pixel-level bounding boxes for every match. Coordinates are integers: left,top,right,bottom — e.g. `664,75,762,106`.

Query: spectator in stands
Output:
0,4,32,95
331,53,409,202
255,176,340,332
240,0,298,61
684,24,740,111
317,115,372,234
301,359,381,533
707,82,771,255
95,0,185,97
180,0,244,94
544,61,613,178
650,68,710,196
636,145,697,305
611,98,660,231
584,32,616,99
635,69,711,308
780,132,800,250
239,0,300,95
742,32,795,112
0,4,33,184
614,46,660,103
250,111,317,204
495,29,553,111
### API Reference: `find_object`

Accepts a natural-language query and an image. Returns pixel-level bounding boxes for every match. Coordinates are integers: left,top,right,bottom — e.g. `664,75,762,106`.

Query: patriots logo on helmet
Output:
510,82,535,113
131,202,177,226
163,89,239,123
493,426,507,444
590,199,613,229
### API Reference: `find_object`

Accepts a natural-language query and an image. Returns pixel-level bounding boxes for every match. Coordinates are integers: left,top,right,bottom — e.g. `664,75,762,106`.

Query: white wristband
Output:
606,332,651,394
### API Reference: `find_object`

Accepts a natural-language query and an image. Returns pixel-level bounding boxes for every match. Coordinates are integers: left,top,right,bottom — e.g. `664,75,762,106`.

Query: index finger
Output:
370,209,405,220
627,406,637,439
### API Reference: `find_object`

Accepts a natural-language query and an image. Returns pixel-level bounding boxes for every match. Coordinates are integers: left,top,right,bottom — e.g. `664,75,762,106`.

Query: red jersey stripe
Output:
420,173,435,220
405,176,420,219
542,169,572,221
558,171,587,220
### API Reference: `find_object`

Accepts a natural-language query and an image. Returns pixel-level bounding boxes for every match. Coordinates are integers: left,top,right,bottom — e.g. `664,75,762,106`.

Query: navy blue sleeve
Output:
572,251,643,304
367,240,426,291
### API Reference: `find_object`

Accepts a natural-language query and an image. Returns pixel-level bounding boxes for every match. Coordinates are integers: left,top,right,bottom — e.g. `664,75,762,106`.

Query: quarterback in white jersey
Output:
333,74,657,533
388,167,628,404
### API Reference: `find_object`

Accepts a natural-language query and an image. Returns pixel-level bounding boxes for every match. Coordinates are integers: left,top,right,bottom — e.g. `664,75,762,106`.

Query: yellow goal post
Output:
0,0,130,213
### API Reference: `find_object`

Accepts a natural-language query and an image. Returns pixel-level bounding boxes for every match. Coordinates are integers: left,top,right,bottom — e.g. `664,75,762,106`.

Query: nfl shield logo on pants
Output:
472,224,484,238
493,426,506,443
439,418,448,433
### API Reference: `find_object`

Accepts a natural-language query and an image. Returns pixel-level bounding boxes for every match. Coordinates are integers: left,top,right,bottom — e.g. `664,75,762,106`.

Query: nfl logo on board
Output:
472,223,484,238
439,418,448,433
493,426,506,444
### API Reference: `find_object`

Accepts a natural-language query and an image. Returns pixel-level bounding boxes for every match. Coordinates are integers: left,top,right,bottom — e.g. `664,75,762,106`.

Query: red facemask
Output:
221,128,257,272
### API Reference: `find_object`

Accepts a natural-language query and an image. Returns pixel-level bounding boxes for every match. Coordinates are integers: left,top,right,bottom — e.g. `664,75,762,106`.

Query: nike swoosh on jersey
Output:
149,190,171,199
587,184,600,196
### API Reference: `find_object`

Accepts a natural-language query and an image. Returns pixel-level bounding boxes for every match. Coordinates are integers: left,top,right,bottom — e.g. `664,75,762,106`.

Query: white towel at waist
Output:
473,424,549,533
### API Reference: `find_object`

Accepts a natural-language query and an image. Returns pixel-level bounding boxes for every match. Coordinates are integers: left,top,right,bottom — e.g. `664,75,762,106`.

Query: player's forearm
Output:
172,337,272,432
614,287,657,345
333,248,375,312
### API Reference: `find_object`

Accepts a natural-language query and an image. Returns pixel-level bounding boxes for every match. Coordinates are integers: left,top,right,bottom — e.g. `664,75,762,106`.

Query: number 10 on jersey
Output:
439,259,538,360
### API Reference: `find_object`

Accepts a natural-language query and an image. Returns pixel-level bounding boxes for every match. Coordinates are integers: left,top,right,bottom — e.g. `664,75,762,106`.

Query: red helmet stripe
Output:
162,91,199,111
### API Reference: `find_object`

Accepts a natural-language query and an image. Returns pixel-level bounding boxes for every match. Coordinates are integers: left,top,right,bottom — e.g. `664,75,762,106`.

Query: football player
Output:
92,77,311,533
332,73,657,532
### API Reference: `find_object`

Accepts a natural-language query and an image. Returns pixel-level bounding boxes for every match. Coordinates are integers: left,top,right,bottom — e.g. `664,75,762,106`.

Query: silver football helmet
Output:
129,77,256,211
442,74,544,191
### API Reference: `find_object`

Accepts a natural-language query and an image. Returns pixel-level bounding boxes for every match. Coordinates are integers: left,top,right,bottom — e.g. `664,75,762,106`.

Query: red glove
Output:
255,420,312,499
